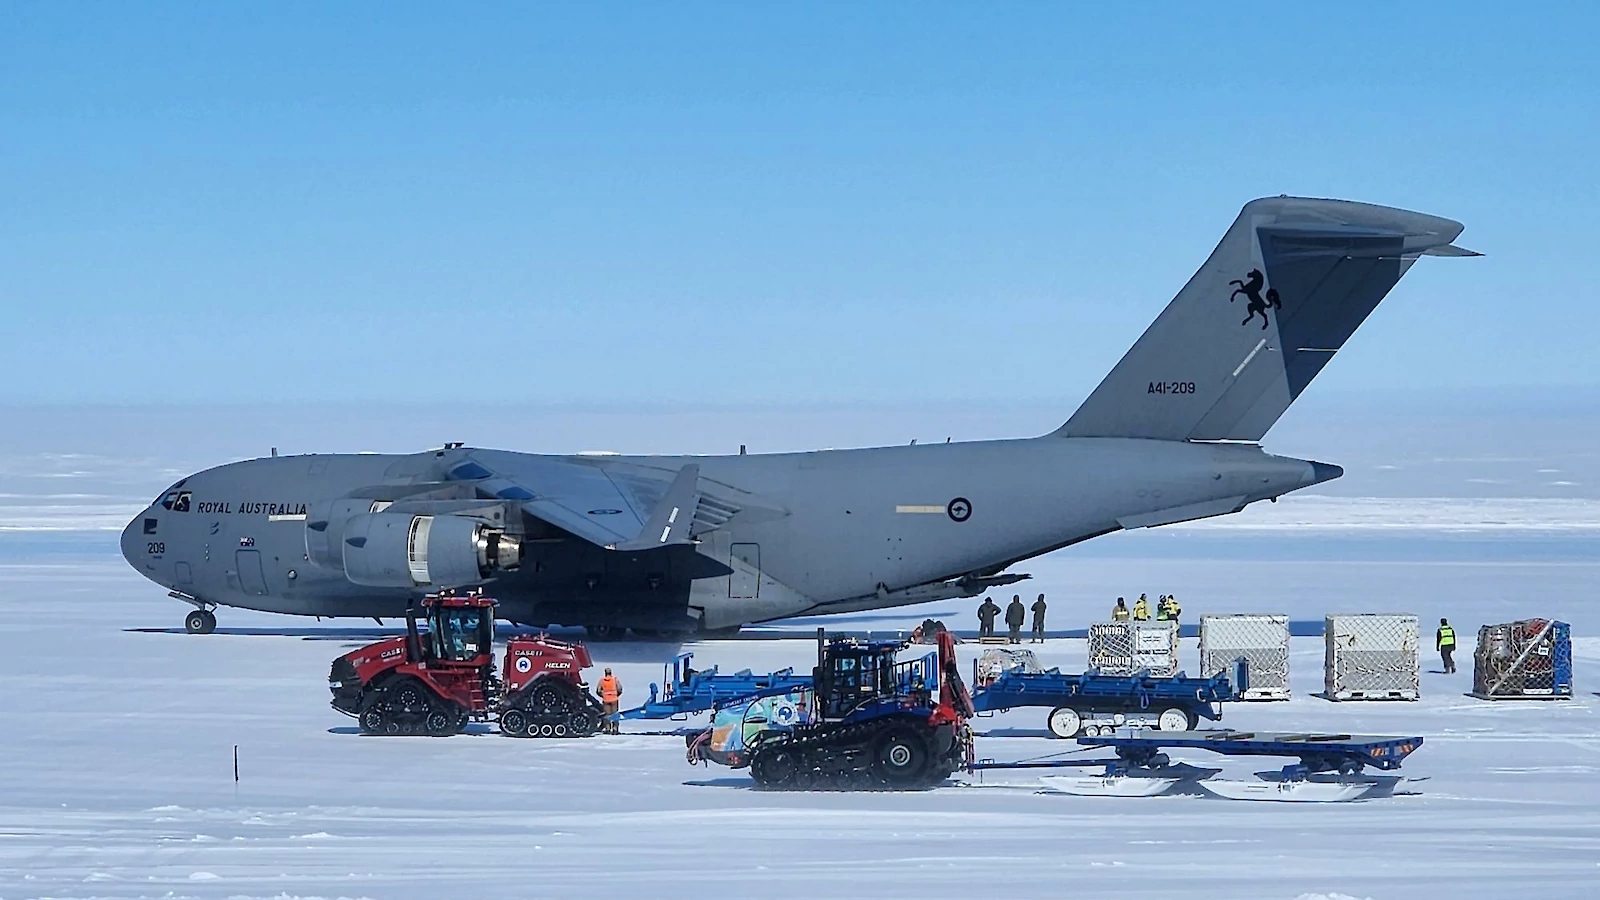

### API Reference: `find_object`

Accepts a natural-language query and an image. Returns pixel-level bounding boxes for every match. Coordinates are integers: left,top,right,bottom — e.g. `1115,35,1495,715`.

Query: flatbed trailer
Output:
971,663,1244,738
969,728,1425,800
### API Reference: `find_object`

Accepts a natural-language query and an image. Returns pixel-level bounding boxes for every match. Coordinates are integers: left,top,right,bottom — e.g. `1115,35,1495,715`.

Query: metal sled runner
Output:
971,728,1425,802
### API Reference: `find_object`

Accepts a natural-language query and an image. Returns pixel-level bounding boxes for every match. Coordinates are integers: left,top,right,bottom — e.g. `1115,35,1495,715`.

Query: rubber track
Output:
751,715,960,790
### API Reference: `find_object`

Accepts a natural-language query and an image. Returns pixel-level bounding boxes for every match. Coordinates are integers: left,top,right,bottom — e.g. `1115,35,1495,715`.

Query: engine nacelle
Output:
342,513,521,588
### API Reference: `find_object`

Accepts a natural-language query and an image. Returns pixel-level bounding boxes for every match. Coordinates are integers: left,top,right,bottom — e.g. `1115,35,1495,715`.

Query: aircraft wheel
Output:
500,708,529,738
184,609,215,634
1156,708,1196,732
1047,706,1083,739
586,624,625,642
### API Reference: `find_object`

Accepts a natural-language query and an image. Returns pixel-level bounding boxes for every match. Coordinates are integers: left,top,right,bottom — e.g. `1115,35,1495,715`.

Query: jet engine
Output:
340,513,521,588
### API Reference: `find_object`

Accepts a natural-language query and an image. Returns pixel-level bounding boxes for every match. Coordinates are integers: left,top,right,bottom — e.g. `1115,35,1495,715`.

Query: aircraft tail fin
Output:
1054,196,1478,442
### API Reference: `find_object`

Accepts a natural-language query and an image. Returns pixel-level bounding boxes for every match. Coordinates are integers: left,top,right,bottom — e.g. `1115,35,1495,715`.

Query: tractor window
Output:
433,607,486,661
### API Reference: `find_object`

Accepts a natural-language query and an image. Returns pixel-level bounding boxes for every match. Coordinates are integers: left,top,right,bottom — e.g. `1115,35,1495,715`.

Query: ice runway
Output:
3,546,1599,899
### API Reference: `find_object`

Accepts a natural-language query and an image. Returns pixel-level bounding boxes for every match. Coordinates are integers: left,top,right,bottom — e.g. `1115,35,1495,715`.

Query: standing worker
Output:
1164,594,1182,624
1005,595,1026,644
1030,593,1048,643
1155,595,1169,621
598,667,623,734
1132,594,1150,622
977,596,1000,639
1437,617,1457,673
1112,597,1130,622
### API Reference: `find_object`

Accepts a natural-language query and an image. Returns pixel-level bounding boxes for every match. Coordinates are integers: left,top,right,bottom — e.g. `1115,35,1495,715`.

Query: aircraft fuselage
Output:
121,437,1336,633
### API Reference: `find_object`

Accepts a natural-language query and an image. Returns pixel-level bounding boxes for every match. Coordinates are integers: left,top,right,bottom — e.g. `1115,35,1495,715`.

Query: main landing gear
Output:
184,607,217,634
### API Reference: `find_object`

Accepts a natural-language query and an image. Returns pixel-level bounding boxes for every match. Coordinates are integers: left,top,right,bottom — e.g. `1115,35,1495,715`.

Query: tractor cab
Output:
410,591,496,668
812,632,934,721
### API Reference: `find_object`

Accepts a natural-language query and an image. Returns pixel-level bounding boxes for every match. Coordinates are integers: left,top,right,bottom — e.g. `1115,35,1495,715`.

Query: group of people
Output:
977,593,1047,643
1110,592,1180,623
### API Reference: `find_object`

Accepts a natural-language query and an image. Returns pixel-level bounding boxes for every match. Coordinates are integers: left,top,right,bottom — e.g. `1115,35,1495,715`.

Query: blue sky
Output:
3,4,1596,405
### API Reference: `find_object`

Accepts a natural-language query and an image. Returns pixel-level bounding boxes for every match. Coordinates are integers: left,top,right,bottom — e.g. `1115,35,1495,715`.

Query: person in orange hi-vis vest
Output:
598,668,623,734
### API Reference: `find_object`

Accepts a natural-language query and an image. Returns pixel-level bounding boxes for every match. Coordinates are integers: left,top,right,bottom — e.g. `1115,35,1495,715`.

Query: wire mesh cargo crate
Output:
1199,614,1290,700
1324,614,1419,701
1088,621,1179,677
1472,619,1572,700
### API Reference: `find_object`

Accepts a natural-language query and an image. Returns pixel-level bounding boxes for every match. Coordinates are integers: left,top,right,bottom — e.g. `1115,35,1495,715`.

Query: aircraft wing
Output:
444,454,703,550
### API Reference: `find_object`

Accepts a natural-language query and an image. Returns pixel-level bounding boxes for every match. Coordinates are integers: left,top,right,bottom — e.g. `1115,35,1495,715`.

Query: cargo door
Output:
729,543,760,599
236,549,269,596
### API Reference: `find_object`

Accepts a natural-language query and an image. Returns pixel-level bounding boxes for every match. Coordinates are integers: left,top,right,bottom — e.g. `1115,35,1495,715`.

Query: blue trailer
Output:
617,651,815,721
969,728,1425,800
971,661,1245,738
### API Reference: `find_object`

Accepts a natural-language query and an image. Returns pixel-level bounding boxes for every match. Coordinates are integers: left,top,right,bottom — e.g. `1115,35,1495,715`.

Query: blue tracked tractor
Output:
687,628,975,790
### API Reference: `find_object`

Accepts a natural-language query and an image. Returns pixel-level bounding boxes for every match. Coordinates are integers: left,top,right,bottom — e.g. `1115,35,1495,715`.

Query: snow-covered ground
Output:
2,539,1598,900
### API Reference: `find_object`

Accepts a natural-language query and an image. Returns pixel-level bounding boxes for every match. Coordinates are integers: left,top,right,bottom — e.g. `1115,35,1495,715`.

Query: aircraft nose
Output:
120,513,144,568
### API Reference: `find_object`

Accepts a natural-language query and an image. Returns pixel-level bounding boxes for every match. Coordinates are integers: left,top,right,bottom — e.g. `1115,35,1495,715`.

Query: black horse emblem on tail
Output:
1229,269,1281,330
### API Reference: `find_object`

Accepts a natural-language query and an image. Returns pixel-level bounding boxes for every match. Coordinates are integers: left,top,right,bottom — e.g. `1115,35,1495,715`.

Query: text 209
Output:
147,542,165,555
1147,381,1196,395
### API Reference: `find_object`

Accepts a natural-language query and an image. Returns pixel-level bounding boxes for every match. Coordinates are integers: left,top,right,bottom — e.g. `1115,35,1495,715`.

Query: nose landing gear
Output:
183,608,217,634
174,592,218,634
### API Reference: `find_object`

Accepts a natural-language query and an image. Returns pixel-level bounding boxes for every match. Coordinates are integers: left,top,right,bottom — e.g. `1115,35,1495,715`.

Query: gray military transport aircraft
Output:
123,196,1477,637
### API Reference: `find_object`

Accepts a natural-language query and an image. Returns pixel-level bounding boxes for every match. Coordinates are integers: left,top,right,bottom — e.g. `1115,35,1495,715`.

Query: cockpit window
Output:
155,480,190,511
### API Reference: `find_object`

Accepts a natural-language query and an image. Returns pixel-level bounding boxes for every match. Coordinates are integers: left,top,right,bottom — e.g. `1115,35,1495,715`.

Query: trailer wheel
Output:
1047,707,1083,739
500,708,529,738
1157,708,1195,732
871,726,931,788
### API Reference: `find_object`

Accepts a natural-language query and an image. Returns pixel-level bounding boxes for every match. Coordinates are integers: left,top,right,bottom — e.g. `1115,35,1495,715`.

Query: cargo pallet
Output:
1471,619,1573,700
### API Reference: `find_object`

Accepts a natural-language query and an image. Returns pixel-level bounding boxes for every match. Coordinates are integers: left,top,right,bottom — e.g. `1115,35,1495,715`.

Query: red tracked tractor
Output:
497,633,605,738
328,591,603,738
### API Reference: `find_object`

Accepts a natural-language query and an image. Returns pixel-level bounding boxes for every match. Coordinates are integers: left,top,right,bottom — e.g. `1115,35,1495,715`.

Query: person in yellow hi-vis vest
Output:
1164,594,1182,623
1436,618,1457,673
1132,595,1150,622
1112,597,1130,621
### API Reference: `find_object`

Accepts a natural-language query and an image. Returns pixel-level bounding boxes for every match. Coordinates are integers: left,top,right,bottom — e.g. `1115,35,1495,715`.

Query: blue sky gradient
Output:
3,4,1596,404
